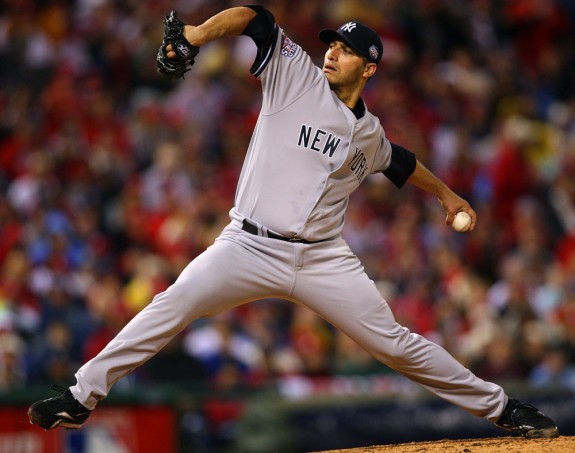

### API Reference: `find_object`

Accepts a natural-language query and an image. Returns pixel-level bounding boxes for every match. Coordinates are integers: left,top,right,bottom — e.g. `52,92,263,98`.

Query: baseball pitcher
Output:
29,4,559,440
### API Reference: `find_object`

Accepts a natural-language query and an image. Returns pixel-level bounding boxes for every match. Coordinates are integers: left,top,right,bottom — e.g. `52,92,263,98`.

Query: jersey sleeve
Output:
241,5,278,76
382,142,417,188
241,5,324,114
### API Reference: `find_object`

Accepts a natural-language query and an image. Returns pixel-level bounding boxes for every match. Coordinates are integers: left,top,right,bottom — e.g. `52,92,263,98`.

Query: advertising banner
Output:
0,405,176,453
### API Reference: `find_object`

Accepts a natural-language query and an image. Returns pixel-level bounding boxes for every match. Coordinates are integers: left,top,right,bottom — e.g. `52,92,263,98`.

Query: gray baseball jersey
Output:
230,29,391,241
71,7,507,423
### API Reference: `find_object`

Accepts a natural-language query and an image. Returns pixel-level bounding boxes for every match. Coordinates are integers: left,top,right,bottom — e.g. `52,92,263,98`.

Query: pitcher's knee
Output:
365,326,423,364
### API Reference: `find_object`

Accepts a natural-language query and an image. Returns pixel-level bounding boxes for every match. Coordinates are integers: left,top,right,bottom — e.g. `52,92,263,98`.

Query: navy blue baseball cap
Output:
319,21,383,64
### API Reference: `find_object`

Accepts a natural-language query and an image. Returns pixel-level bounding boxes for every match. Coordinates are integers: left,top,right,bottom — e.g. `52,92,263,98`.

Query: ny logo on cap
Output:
340,22,357,33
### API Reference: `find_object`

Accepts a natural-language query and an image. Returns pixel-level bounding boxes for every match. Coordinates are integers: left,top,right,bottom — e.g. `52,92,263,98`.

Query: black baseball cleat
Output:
28,385,91,430
495,398,559,438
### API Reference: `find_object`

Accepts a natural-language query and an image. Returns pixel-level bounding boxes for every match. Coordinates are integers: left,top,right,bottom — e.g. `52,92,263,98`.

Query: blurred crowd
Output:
1,0,575,397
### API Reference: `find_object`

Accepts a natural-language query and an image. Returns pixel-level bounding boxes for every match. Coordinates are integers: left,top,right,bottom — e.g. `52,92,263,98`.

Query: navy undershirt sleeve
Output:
242,5,278,76
383,142,417,188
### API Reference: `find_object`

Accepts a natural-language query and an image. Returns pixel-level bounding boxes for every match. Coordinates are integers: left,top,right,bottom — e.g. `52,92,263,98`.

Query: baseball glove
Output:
156,10,200,80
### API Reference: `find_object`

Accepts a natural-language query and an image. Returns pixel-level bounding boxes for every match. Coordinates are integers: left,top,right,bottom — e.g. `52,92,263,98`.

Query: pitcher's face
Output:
322,40,375,90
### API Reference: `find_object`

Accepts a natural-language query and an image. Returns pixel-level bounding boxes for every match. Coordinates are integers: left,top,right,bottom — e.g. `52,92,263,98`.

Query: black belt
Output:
241,219,327,244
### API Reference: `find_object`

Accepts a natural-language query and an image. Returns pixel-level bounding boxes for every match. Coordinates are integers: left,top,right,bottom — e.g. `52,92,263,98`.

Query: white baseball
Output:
452,211,472,232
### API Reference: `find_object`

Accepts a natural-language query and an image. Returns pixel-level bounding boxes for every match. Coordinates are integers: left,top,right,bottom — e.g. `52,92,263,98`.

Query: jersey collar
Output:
350,97,366,119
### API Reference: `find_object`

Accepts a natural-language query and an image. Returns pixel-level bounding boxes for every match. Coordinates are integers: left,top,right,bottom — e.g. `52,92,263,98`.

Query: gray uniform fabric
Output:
71,24,506,421
230,30,390,241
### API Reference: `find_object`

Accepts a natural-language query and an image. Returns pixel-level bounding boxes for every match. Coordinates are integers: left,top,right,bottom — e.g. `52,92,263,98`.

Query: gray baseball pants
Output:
72,220,506,420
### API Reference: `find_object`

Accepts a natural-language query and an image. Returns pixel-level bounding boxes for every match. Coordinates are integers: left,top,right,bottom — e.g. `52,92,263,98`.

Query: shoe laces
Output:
51,384,71,395
47,384,79,408
47,384,89,415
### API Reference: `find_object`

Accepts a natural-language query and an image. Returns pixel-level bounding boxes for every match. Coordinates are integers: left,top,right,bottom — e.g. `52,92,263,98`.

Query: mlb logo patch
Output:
369,45,379,61
281,33,298,57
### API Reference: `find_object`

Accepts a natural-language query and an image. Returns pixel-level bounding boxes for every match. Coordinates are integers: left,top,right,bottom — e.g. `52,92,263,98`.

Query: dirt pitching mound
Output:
314,435,574,452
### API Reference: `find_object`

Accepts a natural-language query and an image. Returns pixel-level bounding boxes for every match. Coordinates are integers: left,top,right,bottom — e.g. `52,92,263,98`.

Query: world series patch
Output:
281,33,298,58
369,45,379,62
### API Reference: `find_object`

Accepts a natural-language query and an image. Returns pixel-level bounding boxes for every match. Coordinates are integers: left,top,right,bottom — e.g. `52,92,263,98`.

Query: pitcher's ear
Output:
364,62,377,78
